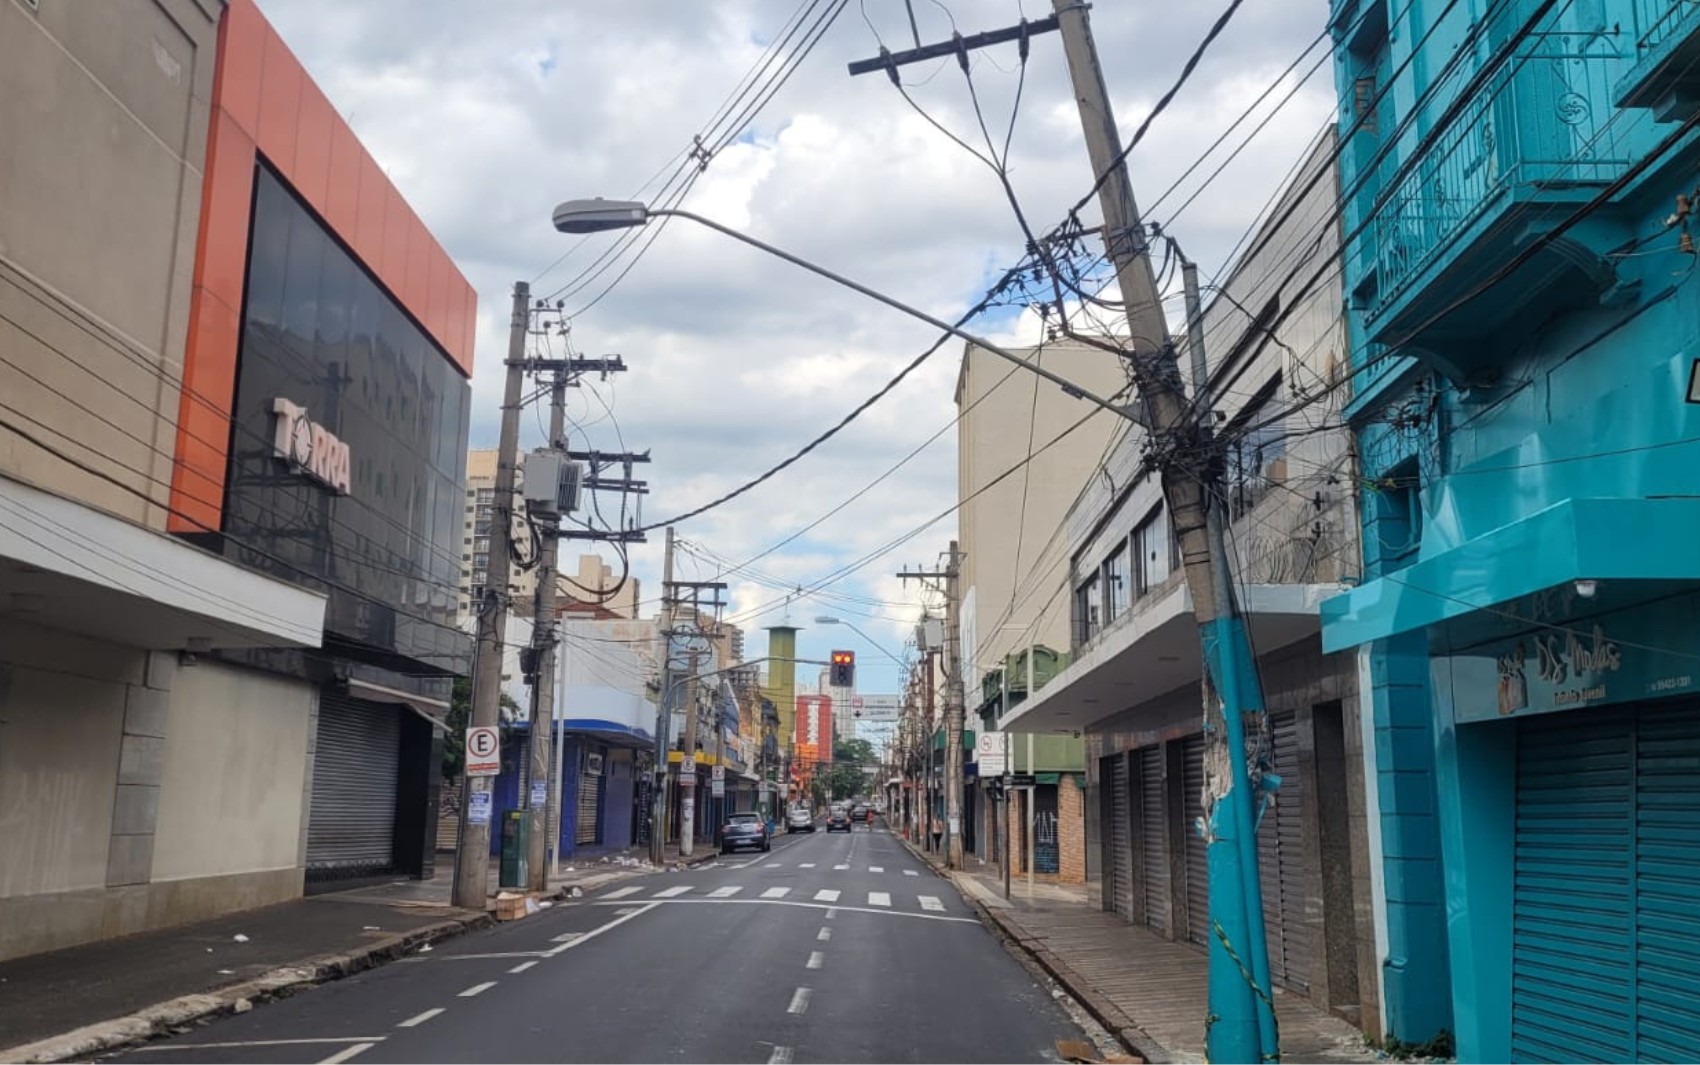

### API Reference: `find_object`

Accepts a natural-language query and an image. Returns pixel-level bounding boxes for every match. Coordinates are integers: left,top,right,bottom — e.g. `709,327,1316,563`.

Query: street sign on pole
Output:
465,726,500,777
712,764,725,782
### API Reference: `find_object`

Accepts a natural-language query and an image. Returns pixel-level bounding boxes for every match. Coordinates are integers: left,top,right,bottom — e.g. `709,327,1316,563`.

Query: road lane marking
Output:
807,951,825,970
813,889,840,902
552,931,583,942
868,891,891,907
798,862,816,868
903,869,919,876
869,866,884,873
317,1045,375,1065
438,951,548,960
769,1047,795,1064
788,987,812,1015
615,907,640,915
833,863,849,870
459,981,497,998
761,886,791,899
544,901,661,955
601,886,642,899
817,927,832,941
709,886,743,898
126,1039,387,1053
397,1008,445,1028
654,885,692,897
509,960,539,973
825,908,837,920
919,895,945,911
764,862,781,868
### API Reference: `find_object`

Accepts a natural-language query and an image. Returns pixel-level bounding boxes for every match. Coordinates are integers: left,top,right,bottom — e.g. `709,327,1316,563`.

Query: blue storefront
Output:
488,720,650,860
1327,0,1700,1058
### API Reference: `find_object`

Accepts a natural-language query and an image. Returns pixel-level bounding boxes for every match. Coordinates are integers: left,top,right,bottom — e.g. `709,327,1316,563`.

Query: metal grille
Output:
1107,754,1134,921
1138,745,1169,935
576,758,601,846
306,693,400,874
1182,733,1209,948
1257,711,1310,991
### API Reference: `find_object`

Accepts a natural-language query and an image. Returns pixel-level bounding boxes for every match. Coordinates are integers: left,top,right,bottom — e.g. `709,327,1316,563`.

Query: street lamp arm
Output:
645,208,1147,429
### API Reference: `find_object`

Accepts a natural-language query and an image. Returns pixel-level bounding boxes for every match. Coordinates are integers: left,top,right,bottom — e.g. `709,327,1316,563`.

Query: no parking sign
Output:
465,726,500,777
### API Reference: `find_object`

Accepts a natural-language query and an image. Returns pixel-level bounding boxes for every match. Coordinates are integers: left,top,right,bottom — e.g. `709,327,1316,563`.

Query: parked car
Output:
721,812,771,854
826,807,851,832
786,806,816,833
851,803,871,823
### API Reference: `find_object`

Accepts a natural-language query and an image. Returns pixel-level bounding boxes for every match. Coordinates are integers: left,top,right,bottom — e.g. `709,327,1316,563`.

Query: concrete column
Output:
105,651,175,887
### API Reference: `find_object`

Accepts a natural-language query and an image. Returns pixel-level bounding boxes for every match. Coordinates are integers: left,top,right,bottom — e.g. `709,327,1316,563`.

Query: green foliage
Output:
442,676,522,781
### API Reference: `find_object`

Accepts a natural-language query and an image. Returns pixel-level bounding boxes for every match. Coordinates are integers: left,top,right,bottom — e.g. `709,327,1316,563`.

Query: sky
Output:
255,0,1339,693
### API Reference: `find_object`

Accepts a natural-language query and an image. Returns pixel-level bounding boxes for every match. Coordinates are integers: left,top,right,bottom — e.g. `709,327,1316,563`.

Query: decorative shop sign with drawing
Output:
1448,594,1700,724
271,398,352,494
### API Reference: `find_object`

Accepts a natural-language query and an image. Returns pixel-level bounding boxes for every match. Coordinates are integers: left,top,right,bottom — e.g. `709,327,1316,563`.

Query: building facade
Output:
1324,0,1700,1058
458,449,535,619
0,0,472,959
992,131,1382,1034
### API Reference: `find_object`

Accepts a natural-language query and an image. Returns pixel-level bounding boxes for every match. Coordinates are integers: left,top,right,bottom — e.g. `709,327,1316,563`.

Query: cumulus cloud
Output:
257,0,1336,684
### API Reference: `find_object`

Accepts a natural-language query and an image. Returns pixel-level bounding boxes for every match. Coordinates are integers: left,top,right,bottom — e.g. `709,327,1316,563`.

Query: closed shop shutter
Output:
1138,745,1169,935
577,750,602,846
1258,711,1310,991
1108,754,1134,921
1632,703,1700,1061
1182,733,1209,948
1034,785,1060,873
307,693,400,875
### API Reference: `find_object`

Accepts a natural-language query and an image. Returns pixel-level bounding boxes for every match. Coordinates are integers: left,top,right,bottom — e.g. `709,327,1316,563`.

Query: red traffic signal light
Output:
830,649,856,688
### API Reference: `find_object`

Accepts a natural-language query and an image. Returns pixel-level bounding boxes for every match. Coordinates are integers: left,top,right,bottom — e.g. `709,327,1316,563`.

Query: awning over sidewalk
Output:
0,474,325,650
996,581,1344,733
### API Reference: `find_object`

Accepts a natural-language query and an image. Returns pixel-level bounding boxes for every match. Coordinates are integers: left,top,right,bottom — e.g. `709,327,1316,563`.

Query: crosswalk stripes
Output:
918,896,944,911
867,891,891,908
630,883,953,915
654,885,692,898
761,886,791,899
708,886,742,898
833,864,849,870
798,863,815,868
602,886,642,899
868,866,884,873
813,889,840,902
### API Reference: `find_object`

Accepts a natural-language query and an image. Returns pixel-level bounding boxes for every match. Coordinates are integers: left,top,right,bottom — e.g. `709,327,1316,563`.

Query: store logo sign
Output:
271,398,351,495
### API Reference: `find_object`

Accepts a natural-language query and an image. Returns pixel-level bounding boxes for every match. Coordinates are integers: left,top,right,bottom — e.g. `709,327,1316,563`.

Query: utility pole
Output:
850,5,1278,1059
680,645,703,857
532,368,566,889
650,526,676,867
453,280,528,911
898,553,963,869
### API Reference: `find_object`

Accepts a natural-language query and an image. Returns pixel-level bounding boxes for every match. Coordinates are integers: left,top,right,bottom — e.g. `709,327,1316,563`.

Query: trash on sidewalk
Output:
493,891,543,921
568,886,584,898
232,998,252,1014
417,942,433,953
231,934,250,943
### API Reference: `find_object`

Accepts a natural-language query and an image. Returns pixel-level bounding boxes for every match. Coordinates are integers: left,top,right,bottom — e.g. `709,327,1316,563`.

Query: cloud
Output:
256,0,1336,681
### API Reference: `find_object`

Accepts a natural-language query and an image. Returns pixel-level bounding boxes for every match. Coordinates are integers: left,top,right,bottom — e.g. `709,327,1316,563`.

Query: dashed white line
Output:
654,885,692,898
124,1039,386,1053
769,1046,795,1064
798,862,816,868
552,931,583,942
833,863,849,870
397,1008,445,1028
825,908,837,920
708,886,743,898
545,901,659,955
458,981,497,998
764,862,781,868
919,895,945,912
868,891,891,908
813,889,840,902
761,886,791,899
817,927,832,941
317,1045,375,1065
903,869,919,877
508,960,539,973
602,886,642,899
869,866,884,873
787,987,813,1015
806,951,825,970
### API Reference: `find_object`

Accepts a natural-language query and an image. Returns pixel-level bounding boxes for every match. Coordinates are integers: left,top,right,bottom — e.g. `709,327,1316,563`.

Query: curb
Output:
890,833,1171,1065
0,912,492,1065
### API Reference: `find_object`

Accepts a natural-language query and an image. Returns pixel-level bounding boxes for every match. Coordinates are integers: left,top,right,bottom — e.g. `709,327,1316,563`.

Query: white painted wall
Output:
151,661,315,881
0,623,134,897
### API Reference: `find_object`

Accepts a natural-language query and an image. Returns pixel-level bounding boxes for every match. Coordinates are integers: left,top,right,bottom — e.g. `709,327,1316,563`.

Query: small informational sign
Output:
711,763,725,782
682,753,697,775
466,789,493,826
711,779,725,798
530,780,548,809
976,731,1006,776
465,727,500,777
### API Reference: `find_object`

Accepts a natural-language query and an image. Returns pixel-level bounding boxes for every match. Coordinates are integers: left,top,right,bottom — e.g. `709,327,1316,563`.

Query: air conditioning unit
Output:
523,449,585,516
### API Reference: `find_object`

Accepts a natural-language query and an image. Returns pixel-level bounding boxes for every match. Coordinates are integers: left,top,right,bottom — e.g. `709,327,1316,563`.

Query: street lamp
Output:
814,615,906,670
550,200,1147,428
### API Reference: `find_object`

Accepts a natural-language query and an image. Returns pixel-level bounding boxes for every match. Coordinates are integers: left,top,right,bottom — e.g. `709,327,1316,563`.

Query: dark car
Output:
851,803,871,823
721,812,771,854
826,808,851,832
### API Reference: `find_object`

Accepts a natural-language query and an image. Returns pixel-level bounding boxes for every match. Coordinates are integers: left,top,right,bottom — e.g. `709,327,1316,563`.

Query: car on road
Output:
826,807,851,832
786,807,816,833
720,812,771,854
851,803,871,823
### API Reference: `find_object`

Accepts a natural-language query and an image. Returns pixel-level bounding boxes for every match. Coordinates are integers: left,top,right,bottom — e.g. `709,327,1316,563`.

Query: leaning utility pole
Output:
453,281,529,911
898,548,962,868
849,5,1278,1058
531,368,566,889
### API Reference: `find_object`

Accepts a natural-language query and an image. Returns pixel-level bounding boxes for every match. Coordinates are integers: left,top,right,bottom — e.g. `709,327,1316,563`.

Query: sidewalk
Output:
896,831,1375,1065
0,845,714,1064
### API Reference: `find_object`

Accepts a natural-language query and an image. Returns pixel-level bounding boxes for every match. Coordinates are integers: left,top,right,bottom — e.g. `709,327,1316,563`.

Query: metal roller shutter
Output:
1182,733,1209,948
576,750,602,846
1108,754,1134,921
1632,703,1700,1062
1138,745,1169,935
1258,711,1310,991
307,693,400,874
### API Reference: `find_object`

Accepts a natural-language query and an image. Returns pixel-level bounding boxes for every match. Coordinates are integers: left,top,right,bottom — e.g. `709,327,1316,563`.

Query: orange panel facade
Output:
169,0,475,533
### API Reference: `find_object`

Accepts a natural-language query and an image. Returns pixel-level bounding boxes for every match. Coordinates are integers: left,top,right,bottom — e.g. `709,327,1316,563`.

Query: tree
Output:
442,676,523,780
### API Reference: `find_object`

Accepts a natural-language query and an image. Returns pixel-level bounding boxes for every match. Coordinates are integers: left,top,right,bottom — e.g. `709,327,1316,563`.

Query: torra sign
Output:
271,398,351,494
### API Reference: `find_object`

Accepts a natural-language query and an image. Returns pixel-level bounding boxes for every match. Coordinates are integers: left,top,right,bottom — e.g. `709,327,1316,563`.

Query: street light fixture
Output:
814,615,907,670
550,200,1148,428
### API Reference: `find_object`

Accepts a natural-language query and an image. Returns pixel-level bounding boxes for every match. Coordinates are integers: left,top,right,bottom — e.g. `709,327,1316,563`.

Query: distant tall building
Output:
559,553,641,621
458,450,537,619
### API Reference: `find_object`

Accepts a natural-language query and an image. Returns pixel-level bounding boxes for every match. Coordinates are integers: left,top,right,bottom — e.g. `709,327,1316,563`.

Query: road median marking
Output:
398,1008,445,1028
787,987,812,1015
544,901,661,955
806,951,825,970
317,1044,375,1065
458,981,497,998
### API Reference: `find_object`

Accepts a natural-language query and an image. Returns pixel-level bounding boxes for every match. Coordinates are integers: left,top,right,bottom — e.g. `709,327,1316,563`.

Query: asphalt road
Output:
106,821,1085,1064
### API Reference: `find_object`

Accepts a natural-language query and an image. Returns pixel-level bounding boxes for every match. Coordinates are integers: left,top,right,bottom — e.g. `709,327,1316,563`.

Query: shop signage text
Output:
271,398,351,495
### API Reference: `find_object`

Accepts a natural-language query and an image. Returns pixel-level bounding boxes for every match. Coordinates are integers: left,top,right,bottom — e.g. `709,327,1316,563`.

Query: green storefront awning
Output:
932,728,975,751
1036,772,1061,785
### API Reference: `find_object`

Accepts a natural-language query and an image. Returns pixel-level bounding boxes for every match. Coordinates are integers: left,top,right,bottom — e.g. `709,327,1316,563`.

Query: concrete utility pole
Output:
680,645,703,857
649,526,677,867
453,280,529,911
532,369,566,889
899,550,963,868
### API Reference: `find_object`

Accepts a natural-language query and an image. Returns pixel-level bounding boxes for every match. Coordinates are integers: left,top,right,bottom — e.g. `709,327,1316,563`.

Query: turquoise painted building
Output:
1326,0,1700,1059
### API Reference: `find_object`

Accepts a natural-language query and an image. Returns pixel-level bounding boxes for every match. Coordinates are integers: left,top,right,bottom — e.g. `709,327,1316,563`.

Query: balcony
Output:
1617,0,1700,119
1354,35,1649,381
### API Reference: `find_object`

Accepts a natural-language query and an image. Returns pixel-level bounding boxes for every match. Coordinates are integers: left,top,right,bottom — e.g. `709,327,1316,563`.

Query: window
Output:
1226,378,1287,519
1075,574,1103,646
1103,542,1130,622
477,488,494,503
473,553,488,568
1375,458,1422,572
474,537,489,553
1133,504,1171,597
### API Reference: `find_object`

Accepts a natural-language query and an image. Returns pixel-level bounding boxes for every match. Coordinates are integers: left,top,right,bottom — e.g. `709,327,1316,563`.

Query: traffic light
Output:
830,649,856,688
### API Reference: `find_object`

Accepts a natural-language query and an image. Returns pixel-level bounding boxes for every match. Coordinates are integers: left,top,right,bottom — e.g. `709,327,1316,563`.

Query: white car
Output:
786,807,816,833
